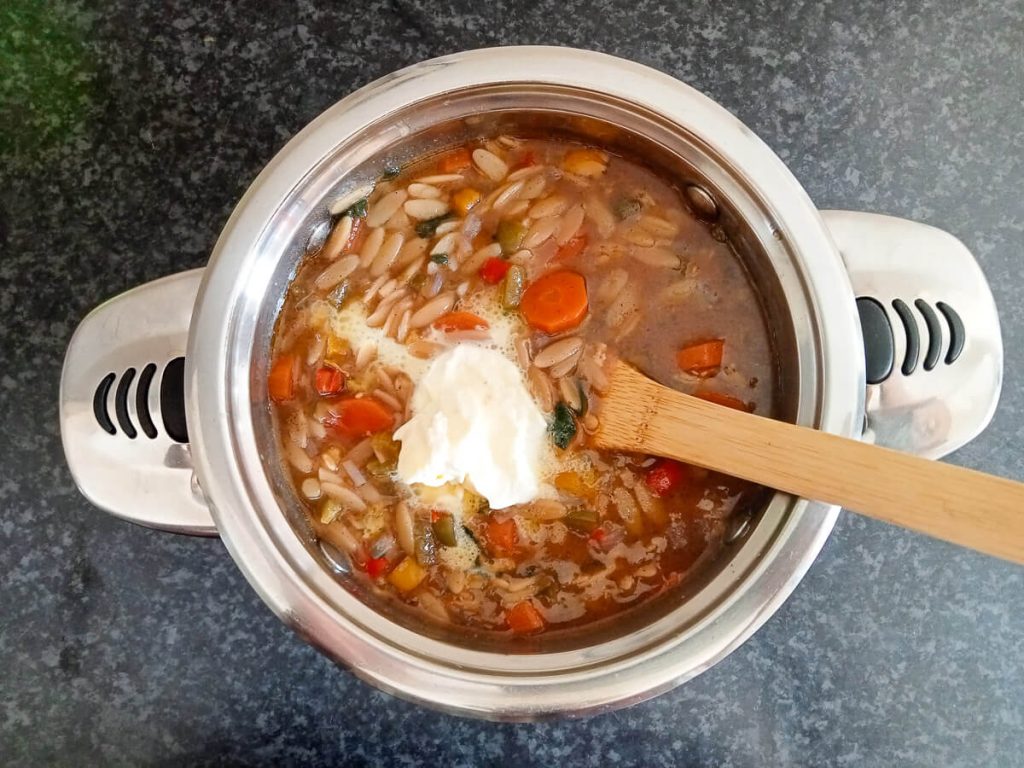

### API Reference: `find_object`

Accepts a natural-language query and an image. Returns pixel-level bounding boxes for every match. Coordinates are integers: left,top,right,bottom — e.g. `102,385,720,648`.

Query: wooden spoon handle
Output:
595,363,1024,564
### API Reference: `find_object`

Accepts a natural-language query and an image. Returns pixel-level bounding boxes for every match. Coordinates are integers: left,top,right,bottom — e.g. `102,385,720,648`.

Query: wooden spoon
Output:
593,360,1024,564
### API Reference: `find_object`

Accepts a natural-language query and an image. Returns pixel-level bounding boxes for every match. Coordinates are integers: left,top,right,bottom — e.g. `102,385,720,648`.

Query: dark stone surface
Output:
2,1,1022,765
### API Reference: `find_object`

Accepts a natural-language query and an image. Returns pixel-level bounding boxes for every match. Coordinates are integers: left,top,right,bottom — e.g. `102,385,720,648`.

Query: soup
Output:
268,137,777,636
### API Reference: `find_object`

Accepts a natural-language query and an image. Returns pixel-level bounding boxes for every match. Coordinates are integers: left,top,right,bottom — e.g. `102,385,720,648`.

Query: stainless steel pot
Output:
59,47,1003,719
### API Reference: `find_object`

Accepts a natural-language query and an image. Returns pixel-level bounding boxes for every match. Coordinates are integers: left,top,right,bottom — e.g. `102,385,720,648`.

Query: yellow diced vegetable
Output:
554,471,596,499
320,499,343,524
452,187,481,216
325,335,350,367
388,557,427,592
562,148,608,177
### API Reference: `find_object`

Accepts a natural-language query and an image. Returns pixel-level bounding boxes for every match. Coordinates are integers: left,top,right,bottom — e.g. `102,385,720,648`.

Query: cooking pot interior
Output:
247,86,810,654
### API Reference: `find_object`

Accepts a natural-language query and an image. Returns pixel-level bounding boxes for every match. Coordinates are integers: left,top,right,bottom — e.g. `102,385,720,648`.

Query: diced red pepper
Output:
645,459,687,497
314,365,346,397
325,396,394,437
365,556,390,579
268,355,296,402
589,528,606,543
480,256,512,284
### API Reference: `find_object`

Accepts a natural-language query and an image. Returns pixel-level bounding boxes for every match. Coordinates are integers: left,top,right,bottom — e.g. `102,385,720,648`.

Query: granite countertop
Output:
2,1,1022,765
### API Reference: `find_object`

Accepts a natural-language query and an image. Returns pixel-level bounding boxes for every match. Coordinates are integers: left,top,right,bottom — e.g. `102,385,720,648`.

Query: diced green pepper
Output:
382,162,401,180
549,402,578,449
430,253,449,266
501,265,526,309
497,220,527,255
431,514,458,547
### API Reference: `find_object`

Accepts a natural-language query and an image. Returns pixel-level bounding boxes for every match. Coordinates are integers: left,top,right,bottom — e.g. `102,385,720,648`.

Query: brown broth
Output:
268,137,777,637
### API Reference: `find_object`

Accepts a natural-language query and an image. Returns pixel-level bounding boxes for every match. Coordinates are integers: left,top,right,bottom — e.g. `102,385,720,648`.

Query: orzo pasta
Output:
268,138,776,636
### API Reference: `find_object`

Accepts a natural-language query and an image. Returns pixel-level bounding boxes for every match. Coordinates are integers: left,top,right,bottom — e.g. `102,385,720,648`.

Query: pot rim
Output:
185,46,865,719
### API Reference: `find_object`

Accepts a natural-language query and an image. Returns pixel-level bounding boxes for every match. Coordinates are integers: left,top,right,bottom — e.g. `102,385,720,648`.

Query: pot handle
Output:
59,269,218,536
821,211,1003,459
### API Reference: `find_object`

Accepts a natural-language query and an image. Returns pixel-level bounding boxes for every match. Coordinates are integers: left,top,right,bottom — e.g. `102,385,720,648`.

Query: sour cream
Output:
393,344,547,509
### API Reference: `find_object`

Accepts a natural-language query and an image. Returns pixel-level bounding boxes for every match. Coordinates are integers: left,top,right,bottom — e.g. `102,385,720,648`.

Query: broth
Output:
268,136,777,636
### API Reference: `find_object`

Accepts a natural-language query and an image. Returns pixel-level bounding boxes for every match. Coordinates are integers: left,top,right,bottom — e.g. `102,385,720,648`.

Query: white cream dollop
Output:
393,344,547,509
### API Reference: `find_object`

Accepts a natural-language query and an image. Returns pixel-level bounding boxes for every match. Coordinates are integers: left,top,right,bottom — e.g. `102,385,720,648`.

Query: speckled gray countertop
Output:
2,1,1023,765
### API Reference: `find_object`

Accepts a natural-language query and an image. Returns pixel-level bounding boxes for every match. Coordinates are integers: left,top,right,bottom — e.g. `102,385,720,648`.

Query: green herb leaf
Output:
344,198,368,218
430,253,449,265
415,215,452,238
549,402,578,449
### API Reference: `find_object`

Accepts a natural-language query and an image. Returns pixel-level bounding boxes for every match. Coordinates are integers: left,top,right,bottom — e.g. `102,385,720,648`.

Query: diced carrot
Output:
562,148,608,177
507,600,545,634
486,517,518,555
479,256,511,284
387,557,426,592
676,339,725,376
520,270,589,333
326,396,394,437
452,187,481,216
438,147,472,174
314,365,346,397
645,459,687,496
365,556,390,579
694,390,752,411
554,232,587,261
433,311,490,332
268,355,296,402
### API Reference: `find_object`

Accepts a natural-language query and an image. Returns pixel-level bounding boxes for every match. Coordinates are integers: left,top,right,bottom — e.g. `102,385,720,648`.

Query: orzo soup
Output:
268,137,777,636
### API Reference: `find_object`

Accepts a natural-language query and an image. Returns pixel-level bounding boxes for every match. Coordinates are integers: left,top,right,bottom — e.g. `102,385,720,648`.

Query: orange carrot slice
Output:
520,270,589,333
507,601,545,633
268,356,296,402
694,390,752,411
438,147,472,173
676,339,724,376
